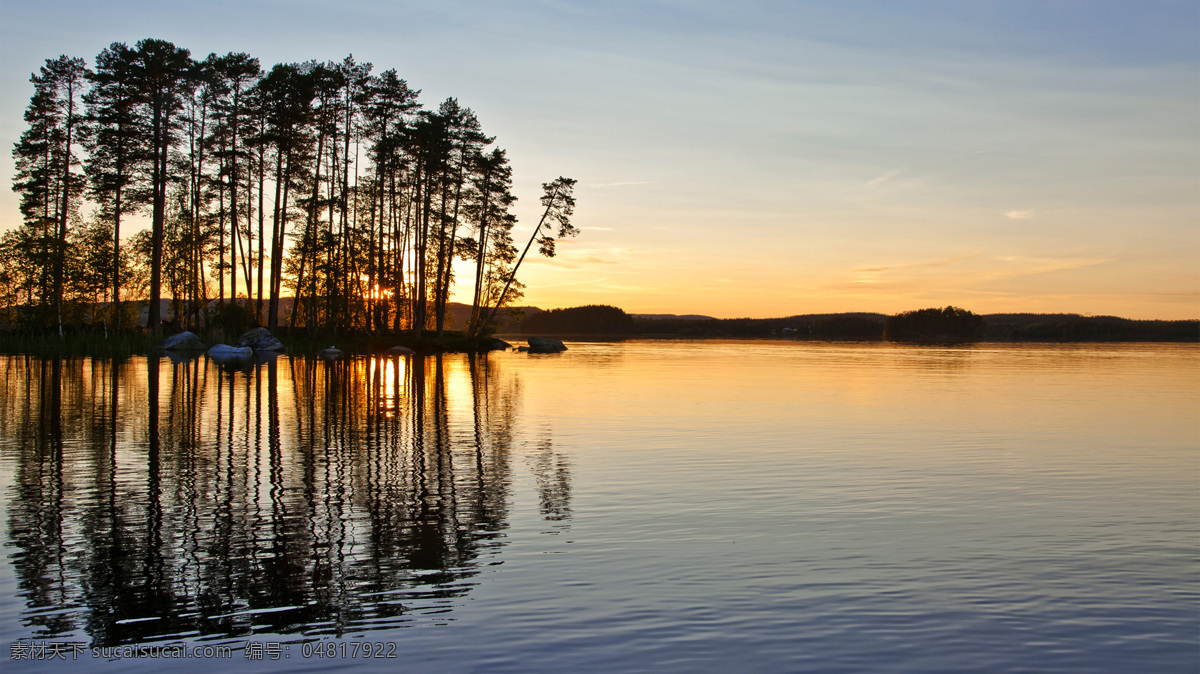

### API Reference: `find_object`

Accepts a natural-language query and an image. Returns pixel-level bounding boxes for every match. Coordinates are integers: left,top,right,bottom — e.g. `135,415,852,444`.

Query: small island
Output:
1,39,577,357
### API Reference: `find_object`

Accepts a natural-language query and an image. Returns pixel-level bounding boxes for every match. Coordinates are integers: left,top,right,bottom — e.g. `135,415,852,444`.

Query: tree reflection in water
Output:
0,352,559,645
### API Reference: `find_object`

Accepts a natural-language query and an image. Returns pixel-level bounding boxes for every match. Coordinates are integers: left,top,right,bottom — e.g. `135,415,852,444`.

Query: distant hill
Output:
631,313,717,321
981,313,1198,341
629,311,1197,342
520,305,634,335
633,312,887,339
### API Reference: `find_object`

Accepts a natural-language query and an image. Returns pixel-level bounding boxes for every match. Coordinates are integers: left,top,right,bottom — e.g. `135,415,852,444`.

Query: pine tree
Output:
208,52,261,309
255,62,317,330
465,147,518,337
85,42,148,331
12,55,89,334
483,177,577,330
130,39,194,335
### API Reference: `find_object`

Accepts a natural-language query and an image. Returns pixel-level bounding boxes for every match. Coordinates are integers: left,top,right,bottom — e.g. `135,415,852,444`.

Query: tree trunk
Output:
267,148,285,330
229,88,241,305
256,134,266,324
413,163,431,337
148,102,166,336
468,167,493,337
482,185,561,331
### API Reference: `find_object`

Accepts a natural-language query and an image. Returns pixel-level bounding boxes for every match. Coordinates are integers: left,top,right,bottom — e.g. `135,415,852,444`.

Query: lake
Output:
1,340,1197,672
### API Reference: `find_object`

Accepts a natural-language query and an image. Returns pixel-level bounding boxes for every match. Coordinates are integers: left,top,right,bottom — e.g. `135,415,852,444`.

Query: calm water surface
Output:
1,341,1197,672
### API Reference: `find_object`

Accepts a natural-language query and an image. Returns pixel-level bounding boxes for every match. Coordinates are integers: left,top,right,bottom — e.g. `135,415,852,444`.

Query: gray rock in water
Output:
319,347,344,360
236,327,285,352
526,337,567,354
485,339,512,351
208,344,253,360
387,345,415,356
161,331,206,351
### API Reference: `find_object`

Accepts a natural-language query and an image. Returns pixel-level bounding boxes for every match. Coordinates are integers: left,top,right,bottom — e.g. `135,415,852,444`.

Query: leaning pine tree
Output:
480,177,577,333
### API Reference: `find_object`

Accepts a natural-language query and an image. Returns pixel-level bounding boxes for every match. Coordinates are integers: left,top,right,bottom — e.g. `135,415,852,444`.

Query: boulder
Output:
386,345,415,356
161,331,206,351
207,344,253,361
526,337,567,354
236,327,285,352
319,347,344,360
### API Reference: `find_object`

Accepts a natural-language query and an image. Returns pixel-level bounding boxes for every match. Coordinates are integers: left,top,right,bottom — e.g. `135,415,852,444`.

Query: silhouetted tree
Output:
255,62,316,330
483,177,577,330
12,55,89,334
207,52,260,308
464,148,518,337
362,68,420,332
129,39,194,335
430,98,490,337
85,43,147,331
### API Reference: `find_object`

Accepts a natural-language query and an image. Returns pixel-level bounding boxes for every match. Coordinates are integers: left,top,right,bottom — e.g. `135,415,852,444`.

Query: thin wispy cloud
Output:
866,169,902,187
1005,210,1036,219
824,254,1119,301
990,256,1114,278
853,254,980,274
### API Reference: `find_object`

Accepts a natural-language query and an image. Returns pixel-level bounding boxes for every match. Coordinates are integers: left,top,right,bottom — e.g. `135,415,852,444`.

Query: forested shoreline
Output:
3,38,576,343
630,312,1198,342
508,305,1199,343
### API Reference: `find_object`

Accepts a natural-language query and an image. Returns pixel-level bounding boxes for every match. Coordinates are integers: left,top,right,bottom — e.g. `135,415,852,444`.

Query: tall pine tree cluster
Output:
4,39,576,338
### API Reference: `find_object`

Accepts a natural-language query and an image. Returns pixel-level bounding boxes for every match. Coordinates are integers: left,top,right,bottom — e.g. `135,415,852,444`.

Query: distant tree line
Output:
631,313,887,339
985,315,1199,342
617,309,1197,343
3,39,577,338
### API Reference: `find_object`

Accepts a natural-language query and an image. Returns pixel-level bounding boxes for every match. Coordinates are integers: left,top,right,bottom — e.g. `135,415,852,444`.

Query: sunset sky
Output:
2,0,1197,319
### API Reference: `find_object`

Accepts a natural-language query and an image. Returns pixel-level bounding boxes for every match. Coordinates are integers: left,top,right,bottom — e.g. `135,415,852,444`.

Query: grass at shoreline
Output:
0,331,159,357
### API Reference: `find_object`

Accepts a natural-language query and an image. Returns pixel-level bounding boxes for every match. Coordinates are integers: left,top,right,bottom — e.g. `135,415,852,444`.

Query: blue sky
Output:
2,0,1197,317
